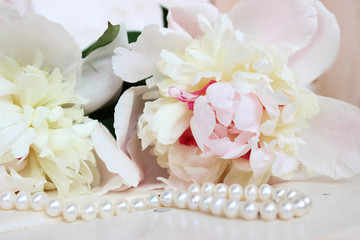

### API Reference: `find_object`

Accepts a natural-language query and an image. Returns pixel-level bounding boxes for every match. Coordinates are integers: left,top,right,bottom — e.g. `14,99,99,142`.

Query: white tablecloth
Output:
1,175,360,240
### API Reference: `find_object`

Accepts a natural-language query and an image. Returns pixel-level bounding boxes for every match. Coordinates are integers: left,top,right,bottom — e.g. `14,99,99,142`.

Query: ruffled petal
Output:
289,1,340,86
0,15,81,74
112,25,191,84
76,24,128,114
228,0,318,56
167,1,219,38
298,97,360,179
91,123,140,193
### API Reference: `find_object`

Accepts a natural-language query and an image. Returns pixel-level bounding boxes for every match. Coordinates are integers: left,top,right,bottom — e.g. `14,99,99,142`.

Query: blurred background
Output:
31,0,360,107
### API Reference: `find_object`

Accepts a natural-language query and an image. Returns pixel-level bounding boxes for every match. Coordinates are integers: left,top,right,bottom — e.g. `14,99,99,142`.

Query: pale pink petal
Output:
76,25,128,114
127,132,168,187
0,15,81,74
193,96,216,138
228,0,318,56
215,108,233,127
234,93,263,132
298,97,360,179
289,1,340,86
91,123,140,192
206,82,235,109
114,86,149,151
5,0,32,15
112,25,191,84
204,138,250,159
272,152,296,177
168,1,219,38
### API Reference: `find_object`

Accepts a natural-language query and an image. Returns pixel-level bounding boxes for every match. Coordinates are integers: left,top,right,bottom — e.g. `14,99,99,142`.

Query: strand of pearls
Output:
0,183,312,223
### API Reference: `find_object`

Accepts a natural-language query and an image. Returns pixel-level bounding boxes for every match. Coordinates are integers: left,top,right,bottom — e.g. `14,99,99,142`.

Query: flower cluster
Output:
1,0,360,197
0,1,139,197
113,0,360,188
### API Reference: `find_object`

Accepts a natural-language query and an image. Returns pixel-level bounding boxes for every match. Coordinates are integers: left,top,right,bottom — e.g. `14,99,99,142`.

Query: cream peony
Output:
0,1,139,196
113,0,360,188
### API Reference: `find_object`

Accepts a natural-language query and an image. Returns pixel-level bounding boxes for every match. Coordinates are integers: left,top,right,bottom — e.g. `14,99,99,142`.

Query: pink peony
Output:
113,0,360,188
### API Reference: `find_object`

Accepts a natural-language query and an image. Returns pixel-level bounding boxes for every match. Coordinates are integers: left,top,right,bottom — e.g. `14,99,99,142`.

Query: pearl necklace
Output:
0,183,312,223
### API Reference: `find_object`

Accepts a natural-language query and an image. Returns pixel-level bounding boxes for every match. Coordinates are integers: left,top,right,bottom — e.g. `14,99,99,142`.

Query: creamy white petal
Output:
0,15,81,74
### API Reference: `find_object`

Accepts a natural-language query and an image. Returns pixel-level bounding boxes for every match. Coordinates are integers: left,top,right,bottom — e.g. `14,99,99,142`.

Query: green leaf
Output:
161,5,168,28
82,22,120,58
127,31,141,44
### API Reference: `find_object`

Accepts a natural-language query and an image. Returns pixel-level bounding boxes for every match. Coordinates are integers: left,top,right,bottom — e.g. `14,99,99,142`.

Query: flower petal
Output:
4,0,33,15
112,25,191,84
228,0,318,56
76,24,128,114
0,14,81,74
91,123,140,191
0,0,21,23
127,132,168,187
167,1,219,38
0,122,27,156
272,152,297,177
289,1,340,86
114,86,149,150
298,96,360,179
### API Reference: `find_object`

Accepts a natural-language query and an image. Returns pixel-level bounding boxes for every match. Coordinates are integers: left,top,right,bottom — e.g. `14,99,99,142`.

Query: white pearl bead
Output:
241,202,258,220
131,198,146,212
146,194,161,208
244,184,258,201
188,183,200,193
224,200,240,219
286,190,298,200
46,198,63,217
81,202,97,221
214,183,228,198
228,184,243,201
210,197,226,216
174,191,188,209
302,195,312,214
201,182,215,194
278,200,294,220
187,193,201,211
15,192,31,210
199,194,214,213
31,192,48,211
293,197,307,217
99,200,114,218
272,188,287,203
0,191,16,210
114,199,130,215
260,201,278,221
160,190,174,207
63,203,79,222
258,184,273,201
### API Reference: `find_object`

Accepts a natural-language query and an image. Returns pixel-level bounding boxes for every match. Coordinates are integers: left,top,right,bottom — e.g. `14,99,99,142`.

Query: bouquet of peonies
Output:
0,0,359,197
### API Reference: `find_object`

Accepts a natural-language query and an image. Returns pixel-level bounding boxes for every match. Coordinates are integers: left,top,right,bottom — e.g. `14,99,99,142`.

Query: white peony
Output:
0,1,139,196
